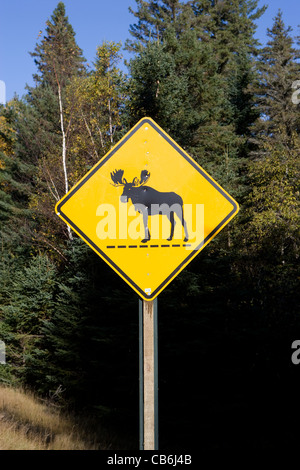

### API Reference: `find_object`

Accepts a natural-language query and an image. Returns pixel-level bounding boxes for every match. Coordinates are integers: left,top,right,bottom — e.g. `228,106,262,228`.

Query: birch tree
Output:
29,2,86,242
65,42,126,171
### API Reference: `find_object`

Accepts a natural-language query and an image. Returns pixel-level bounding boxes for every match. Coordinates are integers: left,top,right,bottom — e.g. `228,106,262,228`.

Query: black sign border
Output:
56,118,238,300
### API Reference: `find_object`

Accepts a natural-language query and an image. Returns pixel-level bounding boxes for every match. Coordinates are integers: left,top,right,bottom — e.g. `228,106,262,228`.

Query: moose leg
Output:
176,205,189,241
141,208,151,243
181,208,189,242
167,211,175,241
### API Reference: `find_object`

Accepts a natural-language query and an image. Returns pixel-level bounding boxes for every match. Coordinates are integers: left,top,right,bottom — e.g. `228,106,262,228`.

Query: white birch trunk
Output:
58,82,73,240
108,97,113,145
82,112,99,159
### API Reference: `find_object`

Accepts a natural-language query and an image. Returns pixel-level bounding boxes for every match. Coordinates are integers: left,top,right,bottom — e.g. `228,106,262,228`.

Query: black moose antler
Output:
111,169,126,186
132,170,150,187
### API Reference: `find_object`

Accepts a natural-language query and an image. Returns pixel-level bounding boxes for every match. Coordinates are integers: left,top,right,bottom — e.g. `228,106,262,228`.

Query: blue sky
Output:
0,0,299,102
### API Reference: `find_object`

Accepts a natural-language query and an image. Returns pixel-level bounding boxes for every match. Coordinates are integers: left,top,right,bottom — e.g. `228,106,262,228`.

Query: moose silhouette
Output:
111,169,189,243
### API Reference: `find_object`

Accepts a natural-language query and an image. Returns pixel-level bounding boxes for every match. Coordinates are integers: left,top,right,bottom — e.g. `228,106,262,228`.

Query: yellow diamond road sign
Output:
55,117,239,300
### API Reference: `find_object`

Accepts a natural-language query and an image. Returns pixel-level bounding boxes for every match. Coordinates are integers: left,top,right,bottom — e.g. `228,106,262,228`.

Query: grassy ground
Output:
0,385,116,450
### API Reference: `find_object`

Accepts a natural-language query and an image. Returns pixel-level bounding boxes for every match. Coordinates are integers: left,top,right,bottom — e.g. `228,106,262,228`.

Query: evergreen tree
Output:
127,1,266,67
227,51,259,139
30,1,85,90
0,255,57,384
0,101,36,251
250,10,300,156
26,2,87,247
126,41,189,139
192,0,266,72
242,11,300,315
126,0,192,52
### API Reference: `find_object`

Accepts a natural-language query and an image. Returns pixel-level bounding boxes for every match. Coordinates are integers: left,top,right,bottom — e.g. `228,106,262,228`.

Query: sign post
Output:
55,117,239,451
139,299,158,450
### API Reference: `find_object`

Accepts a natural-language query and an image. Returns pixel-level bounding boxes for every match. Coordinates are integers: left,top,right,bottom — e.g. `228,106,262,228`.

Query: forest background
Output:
0,0,300,450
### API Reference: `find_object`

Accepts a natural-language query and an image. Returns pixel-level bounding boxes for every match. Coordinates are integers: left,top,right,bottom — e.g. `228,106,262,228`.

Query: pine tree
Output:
126,40,189,139
127,1,266,67
0,101,36,251
191,0,266,73
0,255,57,383
241,11,300,315
126,0,191,52
30,2,85,90
250,10,300,156
26,2,87,247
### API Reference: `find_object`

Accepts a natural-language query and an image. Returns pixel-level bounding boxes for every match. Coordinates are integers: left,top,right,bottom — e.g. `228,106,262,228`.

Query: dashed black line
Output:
106,243,192,249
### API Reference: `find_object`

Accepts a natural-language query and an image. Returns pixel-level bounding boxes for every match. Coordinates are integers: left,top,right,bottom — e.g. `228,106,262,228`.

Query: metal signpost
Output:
55,117,239,450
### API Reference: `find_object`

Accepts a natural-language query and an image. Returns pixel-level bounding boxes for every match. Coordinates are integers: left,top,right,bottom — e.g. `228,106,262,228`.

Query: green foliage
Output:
240,12,300,309
126,41,189,138
65,41,126,170
126,0,190,52
26,239,138,415
0,101,37,255
0,255,57,384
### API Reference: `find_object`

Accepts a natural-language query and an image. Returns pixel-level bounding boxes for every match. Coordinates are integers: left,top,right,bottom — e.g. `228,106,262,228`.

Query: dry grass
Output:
0,420,44,450
0,385,104,450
